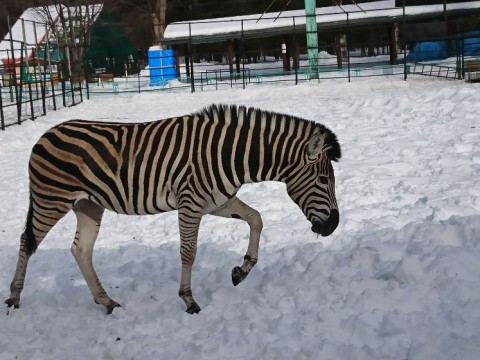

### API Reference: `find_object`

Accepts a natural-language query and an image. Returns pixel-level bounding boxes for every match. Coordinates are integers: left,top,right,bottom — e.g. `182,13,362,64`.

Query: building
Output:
0,4,138,83
162,0,480,76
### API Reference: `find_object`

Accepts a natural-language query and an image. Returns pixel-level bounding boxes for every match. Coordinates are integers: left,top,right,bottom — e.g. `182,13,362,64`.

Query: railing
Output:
411,62,459,79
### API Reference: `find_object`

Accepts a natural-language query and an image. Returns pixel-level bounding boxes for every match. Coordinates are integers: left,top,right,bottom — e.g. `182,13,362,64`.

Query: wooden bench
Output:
466,61,480,83
87,75,100,85
99,73,114,82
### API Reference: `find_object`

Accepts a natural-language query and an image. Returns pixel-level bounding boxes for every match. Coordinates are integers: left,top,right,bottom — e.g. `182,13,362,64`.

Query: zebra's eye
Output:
316,176,328,185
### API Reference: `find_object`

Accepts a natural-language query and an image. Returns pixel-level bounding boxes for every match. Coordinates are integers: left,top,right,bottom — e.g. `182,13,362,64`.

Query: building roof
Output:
163,0,480,45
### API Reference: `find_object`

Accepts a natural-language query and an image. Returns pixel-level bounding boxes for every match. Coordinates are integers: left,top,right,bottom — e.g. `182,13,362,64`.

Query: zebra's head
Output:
285,126,341,237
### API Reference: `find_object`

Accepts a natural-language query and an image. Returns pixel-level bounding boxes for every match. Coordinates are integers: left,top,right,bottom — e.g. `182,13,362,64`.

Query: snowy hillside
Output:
1,77,479,359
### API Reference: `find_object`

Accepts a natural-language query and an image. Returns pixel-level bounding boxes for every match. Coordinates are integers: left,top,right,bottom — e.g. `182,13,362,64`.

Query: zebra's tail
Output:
24,192,37,256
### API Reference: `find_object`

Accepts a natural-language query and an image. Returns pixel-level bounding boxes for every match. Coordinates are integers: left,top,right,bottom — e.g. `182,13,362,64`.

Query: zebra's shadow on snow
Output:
2,214,480,320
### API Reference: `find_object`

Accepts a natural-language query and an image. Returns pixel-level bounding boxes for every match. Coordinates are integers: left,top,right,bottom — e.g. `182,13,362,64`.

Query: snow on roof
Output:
0,4,103,62
163,0,480,44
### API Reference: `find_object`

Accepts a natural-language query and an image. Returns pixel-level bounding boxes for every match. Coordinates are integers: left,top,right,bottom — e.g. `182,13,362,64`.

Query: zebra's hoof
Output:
232,266,247,286
186,302,201,314
5,298,19,309
106,301,121,315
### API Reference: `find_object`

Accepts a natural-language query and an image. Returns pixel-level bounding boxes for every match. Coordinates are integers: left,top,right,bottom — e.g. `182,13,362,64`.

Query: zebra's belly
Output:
88,186,179,216
81,178,238,216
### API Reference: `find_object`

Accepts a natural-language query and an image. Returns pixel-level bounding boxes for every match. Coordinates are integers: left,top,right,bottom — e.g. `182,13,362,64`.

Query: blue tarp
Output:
407,32,480,61
407,41,448,61
459,31,480,56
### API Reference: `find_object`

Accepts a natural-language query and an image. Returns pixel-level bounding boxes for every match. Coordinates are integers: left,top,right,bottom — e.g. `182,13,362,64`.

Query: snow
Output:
163,0,480,42
1,76,480,359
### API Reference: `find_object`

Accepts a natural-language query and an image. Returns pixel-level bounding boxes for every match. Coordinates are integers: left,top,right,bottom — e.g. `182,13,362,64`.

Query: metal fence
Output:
1,13,480,130
0,65,84,130
83,31,480,95
0,15,86,130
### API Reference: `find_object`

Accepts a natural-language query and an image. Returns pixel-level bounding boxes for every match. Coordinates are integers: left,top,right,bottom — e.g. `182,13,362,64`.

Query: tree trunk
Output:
153,0,167,47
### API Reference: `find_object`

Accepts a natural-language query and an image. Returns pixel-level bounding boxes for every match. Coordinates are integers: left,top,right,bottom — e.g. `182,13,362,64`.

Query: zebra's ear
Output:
307,132,325,158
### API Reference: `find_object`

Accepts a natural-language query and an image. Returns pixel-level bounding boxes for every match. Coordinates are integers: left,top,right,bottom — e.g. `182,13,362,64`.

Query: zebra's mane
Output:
197,104,341,161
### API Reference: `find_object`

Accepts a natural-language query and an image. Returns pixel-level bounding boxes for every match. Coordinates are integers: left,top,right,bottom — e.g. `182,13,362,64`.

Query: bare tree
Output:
32,0,102,79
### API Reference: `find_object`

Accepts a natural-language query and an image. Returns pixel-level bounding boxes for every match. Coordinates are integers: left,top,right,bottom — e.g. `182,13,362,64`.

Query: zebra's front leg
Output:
178,205,203,314
72,200,120,314
210,196,263,286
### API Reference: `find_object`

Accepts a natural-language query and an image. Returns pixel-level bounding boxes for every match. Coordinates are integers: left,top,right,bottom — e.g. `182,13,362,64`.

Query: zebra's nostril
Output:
311,210,339,237
311,220,323,234
328,210,339,230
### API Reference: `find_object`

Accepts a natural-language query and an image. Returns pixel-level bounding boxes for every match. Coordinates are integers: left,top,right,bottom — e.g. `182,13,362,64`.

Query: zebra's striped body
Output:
5,104,341,314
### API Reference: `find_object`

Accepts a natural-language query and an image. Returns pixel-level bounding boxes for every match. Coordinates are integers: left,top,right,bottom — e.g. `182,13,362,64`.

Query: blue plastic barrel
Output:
148,48,177,86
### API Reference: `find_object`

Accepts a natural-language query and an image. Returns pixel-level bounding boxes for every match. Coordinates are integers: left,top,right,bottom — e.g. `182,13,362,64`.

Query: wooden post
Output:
389,24,398,65
335,34,341,69
227,39,234,74
234,39,241,74
173,46,181,77
335,34,347,69
292,41,299,70
292,17,299,72
281,35,291,71
184,44,190,78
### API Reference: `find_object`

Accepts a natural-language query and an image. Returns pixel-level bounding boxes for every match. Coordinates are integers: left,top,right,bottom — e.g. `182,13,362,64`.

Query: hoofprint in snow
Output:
1,77,480,359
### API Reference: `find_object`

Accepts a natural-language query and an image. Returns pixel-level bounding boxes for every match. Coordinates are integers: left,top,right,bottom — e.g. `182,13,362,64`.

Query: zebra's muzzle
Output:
311,209,339,237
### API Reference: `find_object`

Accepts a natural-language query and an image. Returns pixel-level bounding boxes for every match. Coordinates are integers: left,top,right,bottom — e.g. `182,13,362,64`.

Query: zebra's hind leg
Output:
209,196,263,286
5,195,70,309
71,199,119,314
5,232,32,309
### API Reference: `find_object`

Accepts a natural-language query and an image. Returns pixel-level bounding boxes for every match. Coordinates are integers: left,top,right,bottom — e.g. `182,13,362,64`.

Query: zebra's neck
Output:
211,105,315,185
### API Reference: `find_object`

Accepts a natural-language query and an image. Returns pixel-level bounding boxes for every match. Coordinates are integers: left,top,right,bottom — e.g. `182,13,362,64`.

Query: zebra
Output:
5,104,341,315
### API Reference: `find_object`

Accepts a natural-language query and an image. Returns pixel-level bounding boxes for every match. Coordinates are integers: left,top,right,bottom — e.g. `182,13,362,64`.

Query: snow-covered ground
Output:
1,76,479,359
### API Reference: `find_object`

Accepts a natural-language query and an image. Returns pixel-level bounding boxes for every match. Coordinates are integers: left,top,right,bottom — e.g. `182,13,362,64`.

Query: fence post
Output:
62,78,66,107
402,0,407,81
17,43,25,124
460,38,465,80
39,43,46,116
293,17,298,85
347,13,351,83
189,22,195,93
45,26,56,111
41,69,46,116
7,16,20,123
0,82,4,130
241,20,246,90
32,22,41,100
85,59,90,100
138,71,141,94
28,80,34,121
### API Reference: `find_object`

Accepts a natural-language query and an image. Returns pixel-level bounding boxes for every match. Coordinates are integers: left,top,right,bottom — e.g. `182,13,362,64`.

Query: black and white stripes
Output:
6,104,341,314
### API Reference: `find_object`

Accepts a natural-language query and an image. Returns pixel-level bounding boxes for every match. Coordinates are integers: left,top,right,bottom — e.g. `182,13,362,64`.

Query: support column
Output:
234,39,241,74
174,46,181,76
389,24,399,65
292,41,300,70
227,39,234,74
304,0,318,79
335,34,347,69
184,44,190,78
281,35,291,71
